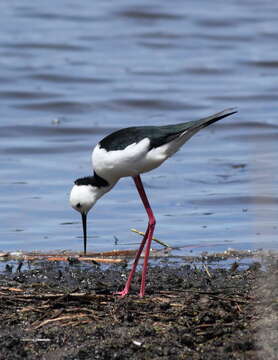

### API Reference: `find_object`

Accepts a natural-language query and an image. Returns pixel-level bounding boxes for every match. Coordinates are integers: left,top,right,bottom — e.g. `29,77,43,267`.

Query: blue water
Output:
1,1,278,255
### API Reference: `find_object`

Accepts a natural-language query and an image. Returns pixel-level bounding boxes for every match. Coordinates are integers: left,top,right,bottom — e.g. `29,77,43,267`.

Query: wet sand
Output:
0,256,277,359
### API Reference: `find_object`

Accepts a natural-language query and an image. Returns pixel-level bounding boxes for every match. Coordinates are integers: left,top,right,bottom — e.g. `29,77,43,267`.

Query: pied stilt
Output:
70,108,237,297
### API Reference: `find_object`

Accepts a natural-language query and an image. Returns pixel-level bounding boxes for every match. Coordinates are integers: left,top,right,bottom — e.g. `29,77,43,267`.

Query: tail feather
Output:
196,108,237,129
157,108,237,159
167,108,237,143
167,108,237,149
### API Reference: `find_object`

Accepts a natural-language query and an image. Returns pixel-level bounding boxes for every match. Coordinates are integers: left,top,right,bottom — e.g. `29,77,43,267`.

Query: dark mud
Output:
0,257,277,360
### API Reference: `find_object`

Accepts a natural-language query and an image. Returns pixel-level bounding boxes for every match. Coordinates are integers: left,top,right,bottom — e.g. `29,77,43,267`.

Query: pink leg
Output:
115,175,156,297
114,224,150,297
135,175,156,297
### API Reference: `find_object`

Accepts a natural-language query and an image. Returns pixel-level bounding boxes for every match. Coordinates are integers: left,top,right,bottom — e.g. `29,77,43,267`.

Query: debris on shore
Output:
0,251,277,359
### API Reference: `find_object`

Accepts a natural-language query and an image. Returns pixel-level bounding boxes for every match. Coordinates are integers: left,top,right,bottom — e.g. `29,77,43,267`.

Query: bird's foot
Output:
113,288,129,298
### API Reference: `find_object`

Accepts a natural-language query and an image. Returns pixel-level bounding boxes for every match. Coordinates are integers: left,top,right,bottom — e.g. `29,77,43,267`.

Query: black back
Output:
99,108,237,151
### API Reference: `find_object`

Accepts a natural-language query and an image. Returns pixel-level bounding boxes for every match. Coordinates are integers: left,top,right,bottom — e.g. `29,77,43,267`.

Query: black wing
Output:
99,108,237,151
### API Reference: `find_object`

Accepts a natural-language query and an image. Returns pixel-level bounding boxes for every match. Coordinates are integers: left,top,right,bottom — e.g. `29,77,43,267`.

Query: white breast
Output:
92,133,188,182
93,138,159,181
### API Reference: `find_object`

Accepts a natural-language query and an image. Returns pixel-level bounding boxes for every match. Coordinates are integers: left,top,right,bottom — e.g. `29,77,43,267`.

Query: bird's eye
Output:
76,203,81,209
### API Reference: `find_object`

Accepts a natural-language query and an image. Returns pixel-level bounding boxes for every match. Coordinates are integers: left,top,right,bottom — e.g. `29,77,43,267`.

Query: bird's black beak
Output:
81,213,87,255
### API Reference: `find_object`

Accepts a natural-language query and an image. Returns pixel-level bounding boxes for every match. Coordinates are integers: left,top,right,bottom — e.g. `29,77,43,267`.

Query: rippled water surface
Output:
1,1,278,255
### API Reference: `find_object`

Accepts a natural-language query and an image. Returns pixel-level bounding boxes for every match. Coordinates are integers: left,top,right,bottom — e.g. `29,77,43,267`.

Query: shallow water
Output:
1,1,278,255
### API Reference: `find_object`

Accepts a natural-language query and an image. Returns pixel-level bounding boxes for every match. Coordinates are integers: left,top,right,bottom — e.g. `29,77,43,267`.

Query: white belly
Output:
92,134,187,182
93,138,162,181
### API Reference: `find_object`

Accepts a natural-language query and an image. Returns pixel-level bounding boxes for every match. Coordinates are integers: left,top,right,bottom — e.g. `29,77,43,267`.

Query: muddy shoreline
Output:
0,255,277,359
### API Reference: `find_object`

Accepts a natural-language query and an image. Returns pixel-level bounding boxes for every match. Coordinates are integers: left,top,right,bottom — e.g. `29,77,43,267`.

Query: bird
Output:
69,108,237,297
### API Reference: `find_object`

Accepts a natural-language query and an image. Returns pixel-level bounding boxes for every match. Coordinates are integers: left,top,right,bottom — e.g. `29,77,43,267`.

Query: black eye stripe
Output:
76,203,81,208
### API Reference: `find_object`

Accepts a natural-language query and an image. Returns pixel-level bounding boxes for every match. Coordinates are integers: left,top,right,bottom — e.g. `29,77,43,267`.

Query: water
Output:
1,0,278,255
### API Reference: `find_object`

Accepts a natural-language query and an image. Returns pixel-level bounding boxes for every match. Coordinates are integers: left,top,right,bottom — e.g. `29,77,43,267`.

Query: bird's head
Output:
70,175,109,255
70,182,98,215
